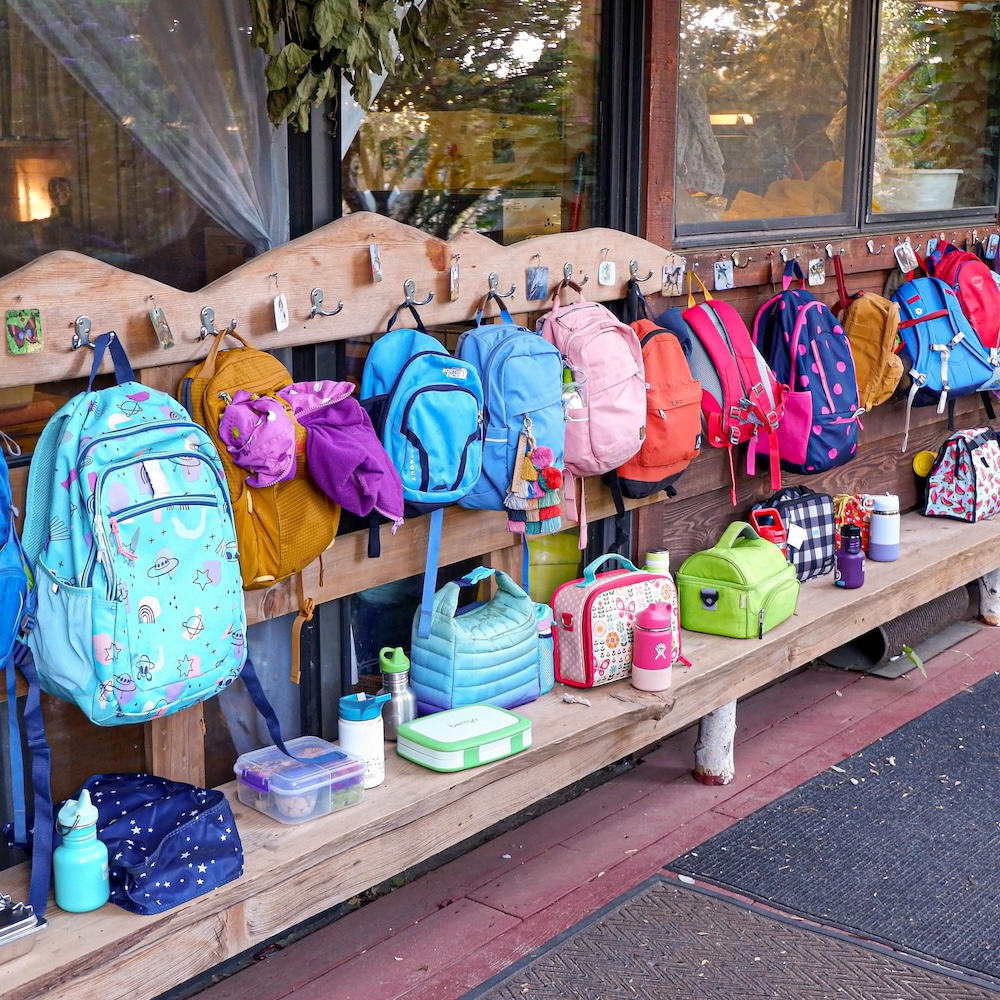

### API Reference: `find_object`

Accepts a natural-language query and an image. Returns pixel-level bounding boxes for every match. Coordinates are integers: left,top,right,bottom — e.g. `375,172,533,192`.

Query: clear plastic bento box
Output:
234,735,365,824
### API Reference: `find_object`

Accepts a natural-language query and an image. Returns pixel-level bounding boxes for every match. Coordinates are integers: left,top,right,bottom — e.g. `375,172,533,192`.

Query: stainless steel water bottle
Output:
377,646,417,742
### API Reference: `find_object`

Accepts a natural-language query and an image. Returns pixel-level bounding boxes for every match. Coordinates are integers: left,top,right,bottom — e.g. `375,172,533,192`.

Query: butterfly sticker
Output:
595,657,611,680
616,597,636,622
6,308,42,355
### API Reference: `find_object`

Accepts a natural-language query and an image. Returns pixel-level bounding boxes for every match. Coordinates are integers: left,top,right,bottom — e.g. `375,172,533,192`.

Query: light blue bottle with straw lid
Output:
53,788,110,913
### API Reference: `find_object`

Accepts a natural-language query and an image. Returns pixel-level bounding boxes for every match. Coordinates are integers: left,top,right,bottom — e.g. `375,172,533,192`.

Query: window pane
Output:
342,1,602,242
676,0,853,232
872,2,1000,216
0,9,252,288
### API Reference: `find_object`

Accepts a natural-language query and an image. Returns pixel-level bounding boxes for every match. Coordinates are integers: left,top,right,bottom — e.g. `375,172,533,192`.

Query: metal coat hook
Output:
779,247,800,262
403,278,434,307
561,262,589,287
71,316,114,350
825,244,844,258
488,272,516,299
601,247,610,261
866,240,885,255
629,259,655,281
199,306,237,341
309,288,344,319
730,250,752,269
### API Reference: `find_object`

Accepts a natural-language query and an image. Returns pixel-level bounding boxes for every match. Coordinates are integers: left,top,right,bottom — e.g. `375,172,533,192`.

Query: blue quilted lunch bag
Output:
409,566,540,715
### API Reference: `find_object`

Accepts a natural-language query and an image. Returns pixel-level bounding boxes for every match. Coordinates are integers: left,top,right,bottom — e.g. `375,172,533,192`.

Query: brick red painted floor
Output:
191,627,1000,1000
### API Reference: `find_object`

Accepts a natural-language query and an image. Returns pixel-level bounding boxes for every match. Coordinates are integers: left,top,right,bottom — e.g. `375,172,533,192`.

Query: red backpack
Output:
616,281,702,500
926,241,1000,348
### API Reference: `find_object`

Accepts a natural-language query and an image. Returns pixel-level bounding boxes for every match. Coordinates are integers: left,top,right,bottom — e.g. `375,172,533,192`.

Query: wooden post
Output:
693,699,737,785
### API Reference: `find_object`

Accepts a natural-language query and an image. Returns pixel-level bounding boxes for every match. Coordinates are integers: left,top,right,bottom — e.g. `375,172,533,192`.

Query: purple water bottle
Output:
835,524,864,589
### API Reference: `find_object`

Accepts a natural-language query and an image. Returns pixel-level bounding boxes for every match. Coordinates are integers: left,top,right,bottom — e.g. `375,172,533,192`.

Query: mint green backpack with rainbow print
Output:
21,334,248,725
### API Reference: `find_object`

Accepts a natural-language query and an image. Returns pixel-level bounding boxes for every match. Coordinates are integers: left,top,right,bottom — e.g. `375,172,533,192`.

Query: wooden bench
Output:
2,510,996,999
0,212,992,995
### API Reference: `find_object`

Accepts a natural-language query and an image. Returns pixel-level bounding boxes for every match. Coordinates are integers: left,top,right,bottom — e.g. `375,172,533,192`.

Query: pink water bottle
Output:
631,601,675,692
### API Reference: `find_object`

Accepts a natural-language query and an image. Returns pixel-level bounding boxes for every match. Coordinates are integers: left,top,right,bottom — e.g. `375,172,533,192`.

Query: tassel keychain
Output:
505,431,533,531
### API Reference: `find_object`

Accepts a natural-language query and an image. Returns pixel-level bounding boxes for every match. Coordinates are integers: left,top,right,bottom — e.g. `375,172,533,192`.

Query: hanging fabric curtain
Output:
8,0,288,254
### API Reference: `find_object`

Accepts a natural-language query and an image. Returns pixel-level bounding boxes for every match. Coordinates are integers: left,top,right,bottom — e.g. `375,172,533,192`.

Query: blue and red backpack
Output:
753,261,862,475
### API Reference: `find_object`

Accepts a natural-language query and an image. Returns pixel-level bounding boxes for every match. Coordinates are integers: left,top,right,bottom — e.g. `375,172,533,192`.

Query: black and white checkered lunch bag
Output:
753,486,836,581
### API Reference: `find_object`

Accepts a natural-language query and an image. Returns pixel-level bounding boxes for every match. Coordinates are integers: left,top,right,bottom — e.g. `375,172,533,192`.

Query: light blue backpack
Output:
456,302,566,511
408,566,540,715
21,334,248,725
360,308,485,638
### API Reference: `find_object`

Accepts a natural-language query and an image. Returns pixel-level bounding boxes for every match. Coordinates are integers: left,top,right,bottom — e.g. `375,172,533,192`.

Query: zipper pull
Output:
219,391,233,404
108,517,138,562
758,608,765,640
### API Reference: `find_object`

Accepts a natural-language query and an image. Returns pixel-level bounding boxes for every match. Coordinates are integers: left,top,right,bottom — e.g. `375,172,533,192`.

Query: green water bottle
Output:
53,788,110,912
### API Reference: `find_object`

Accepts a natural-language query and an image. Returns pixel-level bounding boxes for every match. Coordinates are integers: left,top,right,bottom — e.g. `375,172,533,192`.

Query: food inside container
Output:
234,736,365,825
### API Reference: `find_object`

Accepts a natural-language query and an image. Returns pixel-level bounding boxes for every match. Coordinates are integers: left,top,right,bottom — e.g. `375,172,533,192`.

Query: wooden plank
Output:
146,707,206,787
242,478,662,625
0,214,686,391
635,392,986,568
643,0,680,247
3,510,997,1000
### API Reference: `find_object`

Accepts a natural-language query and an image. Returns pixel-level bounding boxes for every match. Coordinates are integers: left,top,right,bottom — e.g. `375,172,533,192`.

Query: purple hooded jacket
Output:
219,380,403,528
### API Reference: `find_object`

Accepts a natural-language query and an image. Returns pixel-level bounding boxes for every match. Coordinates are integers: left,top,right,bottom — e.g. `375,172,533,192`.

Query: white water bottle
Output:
868,494,900,562
338,693,390,789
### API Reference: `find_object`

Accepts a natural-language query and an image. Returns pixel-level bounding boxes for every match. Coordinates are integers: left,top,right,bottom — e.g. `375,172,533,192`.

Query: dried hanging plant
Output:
249,0,469,132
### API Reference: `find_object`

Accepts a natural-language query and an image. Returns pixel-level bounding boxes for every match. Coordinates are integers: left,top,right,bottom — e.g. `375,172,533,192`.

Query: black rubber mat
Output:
669,669,1000,985
463,877,1000,999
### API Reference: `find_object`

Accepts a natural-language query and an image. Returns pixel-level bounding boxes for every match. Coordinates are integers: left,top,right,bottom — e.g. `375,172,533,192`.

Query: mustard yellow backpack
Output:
834,254,903,410
179,330,339,590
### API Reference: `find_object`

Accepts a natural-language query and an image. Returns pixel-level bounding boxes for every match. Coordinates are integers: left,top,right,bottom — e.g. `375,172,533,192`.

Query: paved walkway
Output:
188,625,999,1000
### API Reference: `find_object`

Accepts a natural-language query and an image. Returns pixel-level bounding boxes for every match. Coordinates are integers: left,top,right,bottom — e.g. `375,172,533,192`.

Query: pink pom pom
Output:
530,446,554,470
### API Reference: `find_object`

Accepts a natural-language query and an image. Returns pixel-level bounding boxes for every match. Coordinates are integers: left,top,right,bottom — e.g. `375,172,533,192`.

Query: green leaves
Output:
248,0,471,132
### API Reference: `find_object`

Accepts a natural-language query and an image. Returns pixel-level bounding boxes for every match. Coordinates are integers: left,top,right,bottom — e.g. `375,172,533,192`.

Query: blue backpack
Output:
1,444,52,917
892,274,1000,451
456,302,565,512
360,308,484,638
21,334,249,725
753,261,861,475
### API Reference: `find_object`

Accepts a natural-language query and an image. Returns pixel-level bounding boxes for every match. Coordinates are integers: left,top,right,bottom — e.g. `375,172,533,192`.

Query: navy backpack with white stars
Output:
71,774,243,915
21,334,249,725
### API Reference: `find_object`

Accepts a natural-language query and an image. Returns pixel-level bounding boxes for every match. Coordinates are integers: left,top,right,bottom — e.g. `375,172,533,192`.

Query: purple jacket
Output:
219,380,403,527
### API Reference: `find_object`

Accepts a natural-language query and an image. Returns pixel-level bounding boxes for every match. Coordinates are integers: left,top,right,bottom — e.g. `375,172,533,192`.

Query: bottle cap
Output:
643,549,670,573
537,617,552,634
871,494,899,513
635,601,674,631
57,788,99,833
339,692,390,721
379,646,409,674
841,524,862,539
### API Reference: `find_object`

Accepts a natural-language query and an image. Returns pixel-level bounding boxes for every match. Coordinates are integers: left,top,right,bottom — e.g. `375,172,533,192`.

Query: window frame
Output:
663,0,1000,251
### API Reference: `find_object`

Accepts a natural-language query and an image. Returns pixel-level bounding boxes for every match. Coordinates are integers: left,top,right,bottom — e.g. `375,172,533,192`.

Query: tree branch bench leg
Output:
979,568,1000,625
693,699,737,785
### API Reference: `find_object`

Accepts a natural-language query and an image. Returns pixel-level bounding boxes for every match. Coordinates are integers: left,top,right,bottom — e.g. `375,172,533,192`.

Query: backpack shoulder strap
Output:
5,643,53,918
833,253,852,314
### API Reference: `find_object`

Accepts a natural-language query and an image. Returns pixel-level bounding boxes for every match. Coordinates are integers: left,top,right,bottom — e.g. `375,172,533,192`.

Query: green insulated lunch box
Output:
676,521,800,639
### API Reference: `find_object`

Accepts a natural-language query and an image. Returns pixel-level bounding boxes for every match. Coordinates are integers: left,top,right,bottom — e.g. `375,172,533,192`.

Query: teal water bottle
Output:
53,789,110,912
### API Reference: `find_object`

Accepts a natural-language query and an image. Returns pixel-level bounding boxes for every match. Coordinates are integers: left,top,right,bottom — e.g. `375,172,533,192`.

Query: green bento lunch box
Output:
395,704,532,772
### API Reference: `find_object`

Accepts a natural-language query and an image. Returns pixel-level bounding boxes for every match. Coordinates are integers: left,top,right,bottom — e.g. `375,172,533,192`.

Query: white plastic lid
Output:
872,493,899,513
234,735,364,796
57,788,98,831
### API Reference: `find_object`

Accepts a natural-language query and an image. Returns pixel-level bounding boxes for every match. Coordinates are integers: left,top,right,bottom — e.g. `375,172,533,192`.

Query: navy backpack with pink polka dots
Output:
753,261,863,476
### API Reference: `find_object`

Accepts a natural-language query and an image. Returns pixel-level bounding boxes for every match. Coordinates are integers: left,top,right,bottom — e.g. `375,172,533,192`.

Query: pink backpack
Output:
682,274,784,504
539,286,646,547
